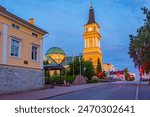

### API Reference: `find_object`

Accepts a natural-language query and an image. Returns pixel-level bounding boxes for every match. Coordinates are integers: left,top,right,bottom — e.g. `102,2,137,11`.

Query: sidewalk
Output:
0,83,108,100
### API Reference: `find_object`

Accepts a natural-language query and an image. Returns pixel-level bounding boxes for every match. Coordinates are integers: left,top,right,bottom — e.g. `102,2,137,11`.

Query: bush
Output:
45,76,76,84
63,76,76,83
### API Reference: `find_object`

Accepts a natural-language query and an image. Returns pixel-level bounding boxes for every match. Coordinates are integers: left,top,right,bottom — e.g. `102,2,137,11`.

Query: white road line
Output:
135,83,139,100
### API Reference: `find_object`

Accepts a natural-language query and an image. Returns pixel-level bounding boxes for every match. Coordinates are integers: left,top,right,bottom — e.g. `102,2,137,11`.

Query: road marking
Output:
135,83,139,100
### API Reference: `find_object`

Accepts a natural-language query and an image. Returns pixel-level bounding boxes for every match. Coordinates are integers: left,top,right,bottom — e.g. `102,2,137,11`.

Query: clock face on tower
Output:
88,27,92,31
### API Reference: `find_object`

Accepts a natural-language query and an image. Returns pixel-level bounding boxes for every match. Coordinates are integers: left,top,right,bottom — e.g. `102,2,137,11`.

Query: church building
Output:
83,3,102,67
44,3,103,71
44,3,115,74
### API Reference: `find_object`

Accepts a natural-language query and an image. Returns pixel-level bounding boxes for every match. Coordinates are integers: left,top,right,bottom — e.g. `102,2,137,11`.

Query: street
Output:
46,81,150,100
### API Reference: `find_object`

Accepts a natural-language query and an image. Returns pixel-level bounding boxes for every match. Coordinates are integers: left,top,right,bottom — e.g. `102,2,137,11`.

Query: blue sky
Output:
0,0,150,78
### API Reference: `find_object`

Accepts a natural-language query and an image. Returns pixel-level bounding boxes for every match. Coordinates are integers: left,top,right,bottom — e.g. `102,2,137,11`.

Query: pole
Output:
58,52,60,64
72,54,74,77
79,53,82,76
60,69,62,86
65,58,67,76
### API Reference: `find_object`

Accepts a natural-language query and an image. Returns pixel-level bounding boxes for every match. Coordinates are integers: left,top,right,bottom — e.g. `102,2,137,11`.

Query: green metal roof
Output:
46,47,66,55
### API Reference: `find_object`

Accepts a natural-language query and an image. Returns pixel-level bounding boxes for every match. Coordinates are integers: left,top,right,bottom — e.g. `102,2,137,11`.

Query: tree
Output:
129,7,150,74
68,58,95,80
53,70,58,76
68,58,84,76
124,68,130,81
130,76,135,81
97,58,103,78
43,60,49,65
82,61,95,80
102,71,107,78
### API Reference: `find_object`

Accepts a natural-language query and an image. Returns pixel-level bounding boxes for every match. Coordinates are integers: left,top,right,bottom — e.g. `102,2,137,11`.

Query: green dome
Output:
46,47,66,55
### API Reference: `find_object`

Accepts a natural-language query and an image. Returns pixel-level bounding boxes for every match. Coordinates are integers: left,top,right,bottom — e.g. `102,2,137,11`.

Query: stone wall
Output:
0,65,45,94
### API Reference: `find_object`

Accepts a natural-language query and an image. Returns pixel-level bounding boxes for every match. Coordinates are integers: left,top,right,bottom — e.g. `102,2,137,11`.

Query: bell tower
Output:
83,2,102,67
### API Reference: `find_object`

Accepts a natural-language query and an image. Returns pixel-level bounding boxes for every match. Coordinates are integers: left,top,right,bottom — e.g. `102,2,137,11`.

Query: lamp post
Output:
83,67,86,77
79,53,82,76
72,54,74,77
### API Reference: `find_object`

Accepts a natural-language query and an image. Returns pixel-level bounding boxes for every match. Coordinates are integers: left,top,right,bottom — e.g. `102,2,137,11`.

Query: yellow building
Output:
103,63,115,72
0,6,47,94
83,3,102,68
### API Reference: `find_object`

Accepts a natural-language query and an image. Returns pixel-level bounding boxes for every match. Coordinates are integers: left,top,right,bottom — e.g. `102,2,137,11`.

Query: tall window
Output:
32,45,38,61
11,38,20,57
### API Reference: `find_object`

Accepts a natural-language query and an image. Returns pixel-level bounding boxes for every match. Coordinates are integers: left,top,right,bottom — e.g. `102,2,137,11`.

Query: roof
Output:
86,2,99,27
44,54,82,66
0,6,48,35
44,55,58,65
46,47,66,55
103,63,114,66
87,4,96,24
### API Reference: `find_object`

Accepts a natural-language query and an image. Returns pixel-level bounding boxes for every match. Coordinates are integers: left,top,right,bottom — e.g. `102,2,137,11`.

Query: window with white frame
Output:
32,45,38,61
11,38,20,57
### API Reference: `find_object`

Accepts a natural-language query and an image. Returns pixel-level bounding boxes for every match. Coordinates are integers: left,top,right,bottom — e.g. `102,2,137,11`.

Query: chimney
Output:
0,6,6,11
29,18,34,25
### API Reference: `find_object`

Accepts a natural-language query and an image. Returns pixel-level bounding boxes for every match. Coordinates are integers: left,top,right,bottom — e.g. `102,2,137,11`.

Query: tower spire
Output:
87,1,96,24
90,1,93,9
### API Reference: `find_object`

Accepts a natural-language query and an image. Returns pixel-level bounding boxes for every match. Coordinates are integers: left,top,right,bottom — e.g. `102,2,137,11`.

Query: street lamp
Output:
83,67,86,77
72,53,75,77
79,53,82,76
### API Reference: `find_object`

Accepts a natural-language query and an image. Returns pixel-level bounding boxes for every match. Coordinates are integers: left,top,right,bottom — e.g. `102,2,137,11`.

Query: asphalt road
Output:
46,82,150,100
139,83,150,100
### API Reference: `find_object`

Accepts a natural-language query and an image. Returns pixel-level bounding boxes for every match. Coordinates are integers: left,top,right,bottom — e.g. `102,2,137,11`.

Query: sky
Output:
0,0,150,79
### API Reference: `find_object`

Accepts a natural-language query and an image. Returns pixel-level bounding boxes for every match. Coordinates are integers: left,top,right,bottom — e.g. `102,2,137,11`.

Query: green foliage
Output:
124,68,129,81
68,58,95,80
97,58,102,73
124,68,135,81
43,60,49,65
44,70,49,77
53,70,58,76
130,77,135,81
102,71,107,78
82,61,95,80
129,7,150,74
45,76,76,84
68,58,83,76
96,58,106,78
61,68,69,76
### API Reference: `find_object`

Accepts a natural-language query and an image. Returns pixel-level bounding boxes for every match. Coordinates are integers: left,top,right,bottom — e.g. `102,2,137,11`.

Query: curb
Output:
41,83,109,100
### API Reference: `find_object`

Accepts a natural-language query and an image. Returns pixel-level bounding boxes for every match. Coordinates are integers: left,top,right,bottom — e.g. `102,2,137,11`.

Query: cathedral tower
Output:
83,2,102,67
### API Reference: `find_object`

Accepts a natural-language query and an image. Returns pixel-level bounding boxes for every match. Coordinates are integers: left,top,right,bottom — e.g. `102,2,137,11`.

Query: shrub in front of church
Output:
45,76,76,84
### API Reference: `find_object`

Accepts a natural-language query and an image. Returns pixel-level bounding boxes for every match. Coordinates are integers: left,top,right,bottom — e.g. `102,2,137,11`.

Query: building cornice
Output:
0,6,48,35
